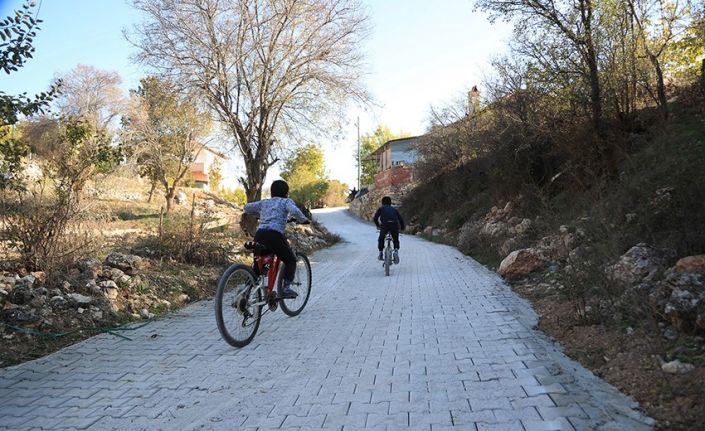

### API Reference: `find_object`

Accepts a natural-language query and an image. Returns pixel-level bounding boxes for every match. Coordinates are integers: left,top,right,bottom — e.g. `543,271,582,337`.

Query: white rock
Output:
104,288,119,301
661,359,695,374
67,293,92,305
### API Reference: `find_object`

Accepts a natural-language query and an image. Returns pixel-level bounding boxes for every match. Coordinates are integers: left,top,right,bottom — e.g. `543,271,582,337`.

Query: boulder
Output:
632,271,705,334
3,307,39,323
15,275,36,288
481,221,507,238
423,226,434,235
661,359,695,374
498,248,545,279
611,244,667,285
103,288,119,301
174,191,188,205
30,271,46,285
499,238,519,257
67,293,93,306
105,253,143,275
431,228,445,237
8,285,33,305
676,255,705,274
513,218,532,235
76,258,102,278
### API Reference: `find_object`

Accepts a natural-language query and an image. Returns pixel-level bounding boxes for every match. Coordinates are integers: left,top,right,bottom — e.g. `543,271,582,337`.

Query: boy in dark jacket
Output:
373,196,405,263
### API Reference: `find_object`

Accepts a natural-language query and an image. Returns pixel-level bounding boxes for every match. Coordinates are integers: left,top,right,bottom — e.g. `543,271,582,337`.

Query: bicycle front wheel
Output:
215,264,262,347
279,252,312,317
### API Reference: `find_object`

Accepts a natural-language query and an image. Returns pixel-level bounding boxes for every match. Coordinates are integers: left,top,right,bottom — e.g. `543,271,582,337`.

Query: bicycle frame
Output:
254,254,281,296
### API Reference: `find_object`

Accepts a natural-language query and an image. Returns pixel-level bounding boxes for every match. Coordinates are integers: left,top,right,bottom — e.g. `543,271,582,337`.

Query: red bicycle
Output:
214,225,312,348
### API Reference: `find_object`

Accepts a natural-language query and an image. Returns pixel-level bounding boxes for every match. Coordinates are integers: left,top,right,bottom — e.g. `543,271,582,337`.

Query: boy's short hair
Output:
271,180,289,198
381,196,392,205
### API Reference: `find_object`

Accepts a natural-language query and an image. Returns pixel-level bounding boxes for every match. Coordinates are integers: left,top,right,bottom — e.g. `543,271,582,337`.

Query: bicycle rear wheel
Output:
215,264,262,347
384,247,391,276
279,252,312,317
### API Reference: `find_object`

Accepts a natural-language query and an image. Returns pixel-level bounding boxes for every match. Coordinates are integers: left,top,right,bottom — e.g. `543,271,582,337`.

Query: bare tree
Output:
54,64,126,132
626,0,692,120
475,0,604,134
127,0,371,202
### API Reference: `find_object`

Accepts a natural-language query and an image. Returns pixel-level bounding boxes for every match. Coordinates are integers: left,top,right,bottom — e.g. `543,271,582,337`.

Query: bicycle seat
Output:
244,241,272,256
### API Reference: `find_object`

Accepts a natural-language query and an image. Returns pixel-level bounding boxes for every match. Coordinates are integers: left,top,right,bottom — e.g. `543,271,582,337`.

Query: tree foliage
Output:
122,76,211,213
321,179,349,207
128,0,371,202
474,0,703,139
0,0,59,190
281,144,329,208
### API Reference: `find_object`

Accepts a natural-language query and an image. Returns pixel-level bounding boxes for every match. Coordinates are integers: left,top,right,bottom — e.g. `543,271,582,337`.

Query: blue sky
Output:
1,0,511,188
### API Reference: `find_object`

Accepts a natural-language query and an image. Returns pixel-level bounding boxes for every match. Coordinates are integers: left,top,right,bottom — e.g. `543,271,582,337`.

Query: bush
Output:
0,181,99,272
220,187,247,206
133,206,228,266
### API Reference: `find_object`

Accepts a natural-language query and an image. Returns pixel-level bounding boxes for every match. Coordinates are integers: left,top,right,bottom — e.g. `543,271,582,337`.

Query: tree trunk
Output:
147,181,157,203
165,185,175,214
243,160,266,203
586,49,603,135
700,59,705,92
649,53,669,120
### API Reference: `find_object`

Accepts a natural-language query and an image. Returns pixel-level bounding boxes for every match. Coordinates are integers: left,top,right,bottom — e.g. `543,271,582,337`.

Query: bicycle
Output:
215,222,312,348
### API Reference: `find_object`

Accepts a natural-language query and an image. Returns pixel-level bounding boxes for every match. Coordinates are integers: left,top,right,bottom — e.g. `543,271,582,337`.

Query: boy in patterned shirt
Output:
243,180,309,298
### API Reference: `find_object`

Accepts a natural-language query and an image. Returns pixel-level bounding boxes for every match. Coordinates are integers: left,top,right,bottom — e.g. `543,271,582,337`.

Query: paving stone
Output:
523,417,576,431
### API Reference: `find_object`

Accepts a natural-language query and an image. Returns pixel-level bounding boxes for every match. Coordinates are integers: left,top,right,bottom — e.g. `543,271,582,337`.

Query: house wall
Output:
190,148,222,188
373,165,413,190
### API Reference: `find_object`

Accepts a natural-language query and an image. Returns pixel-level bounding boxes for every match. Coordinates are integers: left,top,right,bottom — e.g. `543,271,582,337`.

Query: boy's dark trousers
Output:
253,229,296,281
378,223,400,251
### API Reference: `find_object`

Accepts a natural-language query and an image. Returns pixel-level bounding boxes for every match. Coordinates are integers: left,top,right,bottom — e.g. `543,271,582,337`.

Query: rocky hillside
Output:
395,101,705,429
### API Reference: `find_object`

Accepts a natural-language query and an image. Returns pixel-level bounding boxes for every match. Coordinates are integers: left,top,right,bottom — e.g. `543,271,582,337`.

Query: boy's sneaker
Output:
278,280,298,299
393,249,400,264
378,251,383,261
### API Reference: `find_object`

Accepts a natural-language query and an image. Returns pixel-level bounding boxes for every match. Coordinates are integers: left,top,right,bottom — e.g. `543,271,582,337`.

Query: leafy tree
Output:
221,187,247,207
128,0,371,202
45,118,120,196
663,4,705,82
281,144,329,208
0,1,59,190
208,160,223,192
358,125,410,187
321,179,349,207
122,76,211,213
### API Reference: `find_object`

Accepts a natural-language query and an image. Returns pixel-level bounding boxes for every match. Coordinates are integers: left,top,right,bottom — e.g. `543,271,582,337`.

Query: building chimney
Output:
468,85,480,116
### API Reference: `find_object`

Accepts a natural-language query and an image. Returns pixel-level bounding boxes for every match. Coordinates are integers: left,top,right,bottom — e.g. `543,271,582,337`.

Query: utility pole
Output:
356,116,361,191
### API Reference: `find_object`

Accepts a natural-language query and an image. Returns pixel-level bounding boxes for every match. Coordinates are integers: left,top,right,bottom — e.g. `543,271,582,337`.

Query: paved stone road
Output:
1,208,654,431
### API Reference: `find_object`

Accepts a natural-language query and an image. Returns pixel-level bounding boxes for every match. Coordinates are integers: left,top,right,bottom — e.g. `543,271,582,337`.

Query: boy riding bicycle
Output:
243,180,309,298
373,196,405,263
